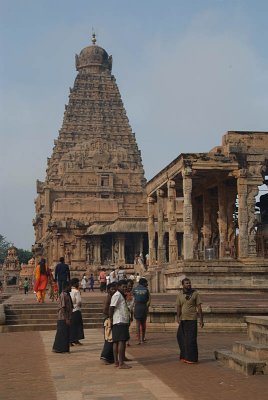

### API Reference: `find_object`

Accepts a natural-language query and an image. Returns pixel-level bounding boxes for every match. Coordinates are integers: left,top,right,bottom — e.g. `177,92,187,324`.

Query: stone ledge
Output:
215,348,267,375
0,304,6,325
245,316,268,327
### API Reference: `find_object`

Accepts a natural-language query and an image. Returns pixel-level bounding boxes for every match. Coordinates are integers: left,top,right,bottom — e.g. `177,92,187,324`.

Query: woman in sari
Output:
34,258,49,303
52,281,73,353
70,278,85,346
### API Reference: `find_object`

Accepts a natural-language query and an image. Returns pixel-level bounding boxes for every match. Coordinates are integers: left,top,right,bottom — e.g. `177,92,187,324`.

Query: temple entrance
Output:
101,235,112,266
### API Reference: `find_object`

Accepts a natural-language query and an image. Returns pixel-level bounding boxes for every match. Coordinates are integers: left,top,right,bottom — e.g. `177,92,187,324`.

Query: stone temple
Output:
146,131,268,292
33,35,148,273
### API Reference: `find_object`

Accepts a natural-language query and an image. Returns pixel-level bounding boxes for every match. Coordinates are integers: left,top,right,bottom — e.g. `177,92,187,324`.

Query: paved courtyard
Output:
1,327,268,400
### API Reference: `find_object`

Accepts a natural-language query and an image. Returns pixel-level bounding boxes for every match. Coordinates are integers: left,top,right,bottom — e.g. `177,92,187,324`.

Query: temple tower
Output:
33,35,148,273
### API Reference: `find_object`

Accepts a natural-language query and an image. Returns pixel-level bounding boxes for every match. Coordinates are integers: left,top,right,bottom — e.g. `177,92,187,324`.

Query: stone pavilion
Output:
146,131,268,292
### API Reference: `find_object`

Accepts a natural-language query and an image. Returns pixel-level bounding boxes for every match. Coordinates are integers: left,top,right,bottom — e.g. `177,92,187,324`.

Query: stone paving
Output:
1,327,268,400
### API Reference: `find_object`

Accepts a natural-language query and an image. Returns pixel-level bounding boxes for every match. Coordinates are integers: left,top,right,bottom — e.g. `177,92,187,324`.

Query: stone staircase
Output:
215,316,268,375
1,302,104,333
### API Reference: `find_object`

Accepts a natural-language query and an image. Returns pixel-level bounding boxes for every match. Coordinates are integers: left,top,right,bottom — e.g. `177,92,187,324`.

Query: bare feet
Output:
118,363,132,369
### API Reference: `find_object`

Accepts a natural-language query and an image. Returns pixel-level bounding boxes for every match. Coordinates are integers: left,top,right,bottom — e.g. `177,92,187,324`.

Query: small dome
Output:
76,44,112,71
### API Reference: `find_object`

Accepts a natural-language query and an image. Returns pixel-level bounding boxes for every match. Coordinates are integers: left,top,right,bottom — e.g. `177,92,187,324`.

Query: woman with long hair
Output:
52,281,73,353
34,258,49,303
70,278,85,346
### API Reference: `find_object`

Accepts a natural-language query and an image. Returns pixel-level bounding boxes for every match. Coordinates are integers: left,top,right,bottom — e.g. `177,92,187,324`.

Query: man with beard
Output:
176,278,204,364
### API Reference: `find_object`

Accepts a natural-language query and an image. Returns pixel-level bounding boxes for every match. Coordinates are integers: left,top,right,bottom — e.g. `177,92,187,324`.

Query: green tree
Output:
0,234,11,264
16,248,33,264
0,234,33,265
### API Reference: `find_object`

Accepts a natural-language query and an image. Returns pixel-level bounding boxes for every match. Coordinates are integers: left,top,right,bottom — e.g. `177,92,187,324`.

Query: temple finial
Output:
92,32,97,45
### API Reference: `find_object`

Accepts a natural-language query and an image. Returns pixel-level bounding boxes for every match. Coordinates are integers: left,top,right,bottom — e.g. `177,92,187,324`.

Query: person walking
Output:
89,273,94,292
176,277,204,364
54,257,71,294
70,278,85,346
52,281,73,353
34,258,49,303
109,268,117,283
98,268,107,292
81,274,87,292
133,278,150,344
117,266,126,280
23,277,29,295
109,280,131,369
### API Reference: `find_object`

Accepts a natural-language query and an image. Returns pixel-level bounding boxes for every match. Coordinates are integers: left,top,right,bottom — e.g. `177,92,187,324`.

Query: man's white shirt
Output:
110,290,129,324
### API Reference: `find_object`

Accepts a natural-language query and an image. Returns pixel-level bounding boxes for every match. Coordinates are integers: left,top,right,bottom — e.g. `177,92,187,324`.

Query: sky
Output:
1,0,268,250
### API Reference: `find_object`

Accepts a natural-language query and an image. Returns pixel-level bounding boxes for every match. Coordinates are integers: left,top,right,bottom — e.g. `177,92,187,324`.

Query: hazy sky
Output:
1,0,268,249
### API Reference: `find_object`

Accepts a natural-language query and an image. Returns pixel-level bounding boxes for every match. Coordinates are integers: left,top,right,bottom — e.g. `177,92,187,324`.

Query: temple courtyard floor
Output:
1,292,268,400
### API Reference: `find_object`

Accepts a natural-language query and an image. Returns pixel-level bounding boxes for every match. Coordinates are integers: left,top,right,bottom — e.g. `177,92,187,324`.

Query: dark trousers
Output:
177,320,198,362
58,280,67,294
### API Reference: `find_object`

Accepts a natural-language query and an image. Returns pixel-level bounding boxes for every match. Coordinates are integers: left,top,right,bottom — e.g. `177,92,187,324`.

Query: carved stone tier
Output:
33,38,148,272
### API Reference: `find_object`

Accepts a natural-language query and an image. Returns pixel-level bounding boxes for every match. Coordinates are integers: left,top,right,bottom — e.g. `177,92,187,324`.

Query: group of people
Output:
33,257,70,303
81,273,95,292
52,277,85,353
98,266,127,292
100,277,150,368
33,257,204,365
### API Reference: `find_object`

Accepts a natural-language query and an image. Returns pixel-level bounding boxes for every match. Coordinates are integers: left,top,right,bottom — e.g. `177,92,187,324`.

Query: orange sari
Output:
34,264,49,303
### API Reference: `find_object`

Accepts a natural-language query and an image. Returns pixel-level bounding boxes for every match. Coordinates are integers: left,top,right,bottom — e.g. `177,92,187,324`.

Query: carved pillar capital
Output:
157,189,165,198
147,196,155,205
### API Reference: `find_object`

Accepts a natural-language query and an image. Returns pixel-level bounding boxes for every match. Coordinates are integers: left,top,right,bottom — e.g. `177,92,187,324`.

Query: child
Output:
50,280,59,302
23,277,29,295
81,274,87,292
89,273,94,292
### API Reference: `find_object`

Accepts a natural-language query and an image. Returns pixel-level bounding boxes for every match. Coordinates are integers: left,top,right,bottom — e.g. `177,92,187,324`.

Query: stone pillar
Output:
203,190,212,250
247,185,259,257
93,237,101,264
237,170,248,258
59,239,65,258
81,239,87,262
118,234,126,265
75,236,82,260
167,180,178,263
157,189,165,264
226,186,237,258
218,182,228,258
182,167,193,260
52,234,58,263
147,196,156,265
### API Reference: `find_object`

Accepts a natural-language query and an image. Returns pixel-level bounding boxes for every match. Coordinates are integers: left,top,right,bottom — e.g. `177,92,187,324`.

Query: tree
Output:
0,234,11,264
16,248,33,264
0,234,33,265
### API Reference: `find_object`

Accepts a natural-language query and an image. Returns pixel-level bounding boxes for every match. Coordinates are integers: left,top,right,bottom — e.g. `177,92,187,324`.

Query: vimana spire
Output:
33,39,148,274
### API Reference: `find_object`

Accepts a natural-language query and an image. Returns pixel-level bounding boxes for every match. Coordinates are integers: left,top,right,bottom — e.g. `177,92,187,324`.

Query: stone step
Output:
4,307,103,314
5,310,103,318
5,312,102,319
233,340,268,360
246,316,268,345
5,316,103,325
0,322,103,333
214,349,268,375
5,303,103,311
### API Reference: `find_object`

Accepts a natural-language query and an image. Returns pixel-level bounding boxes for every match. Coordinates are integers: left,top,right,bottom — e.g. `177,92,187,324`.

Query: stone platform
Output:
1,291,268,333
